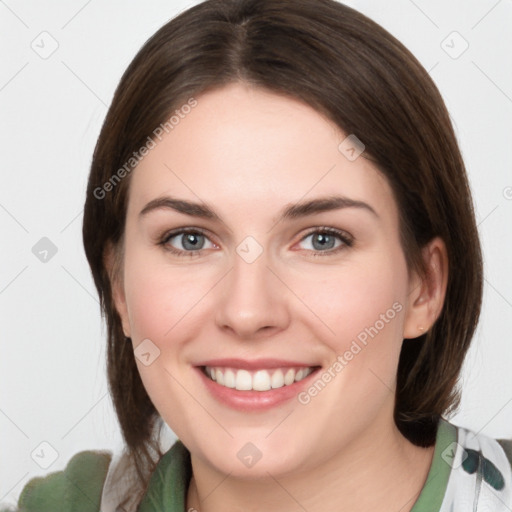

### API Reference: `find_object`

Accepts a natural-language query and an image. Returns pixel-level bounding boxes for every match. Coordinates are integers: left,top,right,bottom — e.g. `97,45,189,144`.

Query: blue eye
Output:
160,228,215,257
297,228,353,257
158,227,353,257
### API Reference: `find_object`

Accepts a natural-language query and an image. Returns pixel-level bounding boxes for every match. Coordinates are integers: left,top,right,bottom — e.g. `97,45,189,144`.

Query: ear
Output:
103,241,131,338
403,236,449,339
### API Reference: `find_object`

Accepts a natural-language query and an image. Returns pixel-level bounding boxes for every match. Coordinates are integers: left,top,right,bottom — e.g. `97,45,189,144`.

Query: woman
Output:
10,0,512,510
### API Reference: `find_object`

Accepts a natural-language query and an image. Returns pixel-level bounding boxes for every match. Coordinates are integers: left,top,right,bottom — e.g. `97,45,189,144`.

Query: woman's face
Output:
111,82,436,477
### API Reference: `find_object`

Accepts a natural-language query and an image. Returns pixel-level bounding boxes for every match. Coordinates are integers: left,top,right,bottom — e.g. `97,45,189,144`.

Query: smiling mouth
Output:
201,366,320,391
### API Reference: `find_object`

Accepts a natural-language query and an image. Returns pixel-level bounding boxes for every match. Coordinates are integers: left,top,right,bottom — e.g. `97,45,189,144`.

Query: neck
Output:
186,418,435,512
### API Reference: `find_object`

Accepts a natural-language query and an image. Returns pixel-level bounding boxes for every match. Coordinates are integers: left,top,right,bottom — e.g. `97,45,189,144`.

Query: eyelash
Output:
158,226,354,258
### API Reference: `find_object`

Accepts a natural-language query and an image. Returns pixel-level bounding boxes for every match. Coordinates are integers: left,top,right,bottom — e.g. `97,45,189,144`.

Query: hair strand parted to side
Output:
82,0,483,505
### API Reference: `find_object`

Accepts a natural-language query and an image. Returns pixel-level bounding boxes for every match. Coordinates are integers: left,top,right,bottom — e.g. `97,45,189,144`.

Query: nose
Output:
214,247,290,340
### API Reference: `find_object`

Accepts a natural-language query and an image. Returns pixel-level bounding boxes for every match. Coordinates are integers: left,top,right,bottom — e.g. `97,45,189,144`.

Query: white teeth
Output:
235,369,252,390
284,368,295,385
223,369,236,388
253,370,272,391
271,369,284,389
204,366,315,391
294,368,313,381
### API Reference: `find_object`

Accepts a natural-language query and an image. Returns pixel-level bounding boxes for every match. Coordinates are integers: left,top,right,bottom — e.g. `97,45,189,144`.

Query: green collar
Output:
138,418,456,512
410,418,457,511
137,439,191,512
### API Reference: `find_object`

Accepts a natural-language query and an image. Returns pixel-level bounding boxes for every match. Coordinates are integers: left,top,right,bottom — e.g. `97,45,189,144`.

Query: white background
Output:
1,0,511,506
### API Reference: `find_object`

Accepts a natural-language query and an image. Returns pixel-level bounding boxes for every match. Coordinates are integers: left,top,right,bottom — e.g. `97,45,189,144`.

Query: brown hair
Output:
82,0,483,504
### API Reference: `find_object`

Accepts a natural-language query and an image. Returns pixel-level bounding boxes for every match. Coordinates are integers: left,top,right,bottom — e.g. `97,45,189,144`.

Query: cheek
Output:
121,246,207,434
124,273,171,341
298,251,407,366
292,257,407,429
122,245,210,342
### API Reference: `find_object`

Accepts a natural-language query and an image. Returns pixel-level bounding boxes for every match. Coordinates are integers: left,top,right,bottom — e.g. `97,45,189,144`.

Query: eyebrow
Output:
139,195,379,222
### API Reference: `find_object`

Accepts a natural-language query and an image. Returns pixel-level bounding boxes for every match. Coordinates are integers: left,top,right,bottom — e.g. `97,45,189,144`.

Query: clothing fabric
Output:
413,419,512,511
5,418,512,511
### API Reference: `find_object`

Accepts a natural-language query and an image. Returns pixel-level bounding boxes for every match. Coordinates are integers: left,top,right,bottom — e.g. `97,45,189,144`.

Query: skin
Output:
106,82,449,512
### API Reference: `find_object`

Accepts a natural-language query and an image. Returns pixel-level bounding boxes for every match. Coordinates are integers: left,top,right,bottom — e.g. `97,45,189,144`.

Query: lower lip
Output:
195,366,321,411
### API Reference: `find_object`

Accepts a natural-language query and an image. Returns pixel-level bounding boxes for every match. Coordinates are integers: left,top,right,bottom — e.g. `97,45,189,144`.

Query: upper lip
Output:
195,358,320,371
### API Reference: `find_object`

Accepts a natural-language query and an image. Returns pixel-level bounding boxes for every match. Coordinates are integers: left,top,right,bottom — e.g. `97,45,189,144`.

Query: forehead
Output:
127,83,398,226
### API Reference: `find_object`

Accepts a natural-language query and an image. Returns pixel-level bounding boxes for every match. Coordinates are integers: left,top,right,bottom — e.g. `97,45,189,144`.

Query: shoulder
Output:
14,450,112,512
